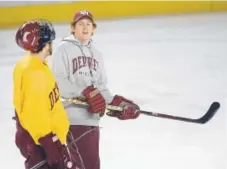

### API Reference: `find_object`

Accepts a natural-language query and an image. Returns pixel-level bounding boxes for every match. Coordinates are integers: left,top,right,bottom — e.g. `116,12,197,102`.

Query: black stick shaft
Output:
140,102,220,124
61,98,220,124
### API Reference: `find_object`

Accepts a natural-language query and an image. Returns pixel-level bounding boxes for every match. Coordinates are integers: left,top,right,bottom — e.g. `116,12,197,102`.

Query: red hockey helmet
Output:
15,19,55,53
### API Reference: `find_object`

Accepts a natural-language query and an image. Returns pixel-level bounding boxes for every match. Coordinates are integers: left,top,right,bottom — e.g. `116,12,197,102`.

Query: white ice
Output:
0,12,226,169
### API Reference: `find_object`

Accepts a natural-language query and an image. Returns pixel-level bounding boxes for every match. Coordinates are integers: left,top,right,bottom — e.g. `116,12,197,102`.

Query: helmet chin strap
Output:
48,44,53,56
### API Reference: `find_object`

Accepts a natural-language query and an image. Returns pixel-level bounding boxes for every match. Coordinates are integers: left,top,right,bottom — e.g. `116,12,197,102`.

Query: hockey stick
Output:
61,98,220,124
30,160,46,169
138,102,220,124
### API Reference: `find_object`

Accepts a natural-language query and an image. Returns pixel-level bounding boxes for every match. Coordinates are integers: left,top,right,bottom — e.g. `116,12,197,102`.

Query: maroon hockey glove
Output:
39,133,73,169
82,86,106,115
108,95,140,120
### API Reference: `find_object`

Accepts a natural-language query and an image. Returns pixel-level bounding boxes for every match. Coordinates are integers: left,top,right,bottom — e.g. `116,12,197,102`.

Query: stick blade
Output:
196,102,220,124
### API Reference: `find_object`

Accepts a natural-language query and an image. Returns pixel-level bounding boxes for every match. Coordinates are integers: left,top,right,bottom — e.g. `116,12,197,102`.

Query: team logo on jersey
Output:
49,83,60,110
72,56,99,74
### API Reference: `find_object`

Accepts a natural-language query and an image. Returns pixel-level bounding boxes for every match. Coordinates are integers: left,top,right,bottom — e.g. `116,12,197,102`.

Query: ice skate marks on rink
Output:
0,12,226,169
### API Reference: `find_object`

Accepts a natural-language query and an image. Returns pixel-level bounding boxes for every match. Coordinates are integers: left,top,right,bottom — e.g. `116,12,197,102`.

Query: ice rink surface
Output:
0,12,226,169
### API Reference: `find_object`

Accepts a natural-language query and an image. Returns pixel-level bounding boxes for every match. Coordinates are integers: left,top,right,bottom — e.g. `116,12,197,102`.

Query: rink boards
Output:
0,1,227,28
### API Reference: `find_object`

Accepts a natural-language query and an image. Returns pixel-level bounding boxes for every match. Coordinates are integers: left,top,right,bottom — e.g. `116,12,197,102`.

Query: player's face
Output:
72,18,95,43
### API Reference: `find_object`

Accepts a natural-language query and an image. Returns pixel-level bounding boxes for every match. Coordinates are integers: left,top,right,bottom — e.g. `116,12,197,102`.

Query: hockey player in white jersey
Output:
52,10,140,169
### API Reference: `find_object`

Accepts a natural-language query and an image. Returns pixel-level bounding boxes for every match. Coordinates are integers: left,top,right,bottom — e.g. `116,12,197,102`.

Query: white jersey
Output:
52,35,113,126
